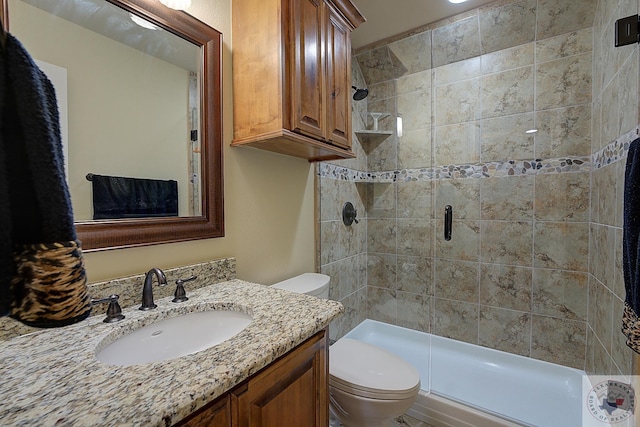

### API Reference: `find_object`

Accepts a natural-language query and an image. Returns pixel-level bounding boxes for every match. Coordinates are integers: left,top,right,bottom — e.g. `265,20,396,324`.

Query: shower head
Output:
352,86,369,101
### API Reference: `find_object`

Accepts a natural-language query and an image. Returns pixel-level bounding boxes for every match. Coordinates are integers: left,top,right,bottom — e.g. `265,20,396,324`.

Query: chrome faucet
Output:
139,268,167,310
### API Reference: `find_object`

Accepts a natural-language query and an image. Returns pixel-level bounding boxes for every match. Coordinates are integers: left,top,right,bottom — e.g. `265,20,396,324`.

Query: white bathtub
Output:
343,319,589,427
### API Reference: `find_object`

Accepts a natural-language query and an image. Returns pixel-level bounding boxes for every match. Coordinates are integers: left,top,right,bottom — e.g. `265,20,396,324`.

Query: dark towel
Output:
90,174,178,219
0,34,90,326
623,137,640,353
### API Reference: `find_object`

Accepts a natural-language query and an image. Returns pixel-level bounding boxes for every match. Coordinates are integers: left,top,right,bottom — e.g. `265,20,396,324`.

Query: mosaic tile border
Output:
319,127,640,182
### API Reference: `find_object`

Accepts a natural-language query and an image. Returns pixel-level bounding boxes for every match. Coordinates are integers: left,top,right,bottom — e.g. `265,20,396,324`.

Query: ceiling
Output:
350,0,499,49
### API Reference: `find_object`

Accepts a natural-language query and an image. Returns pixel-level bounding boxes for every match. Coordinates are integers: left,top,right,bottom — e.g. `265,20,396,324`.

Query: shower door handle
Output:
444,205,452,241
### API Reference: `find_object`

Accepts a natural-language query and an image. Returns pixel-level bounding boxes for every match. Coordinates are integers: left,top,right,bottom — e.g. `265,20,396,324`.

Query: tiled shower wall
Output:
319,0,638,374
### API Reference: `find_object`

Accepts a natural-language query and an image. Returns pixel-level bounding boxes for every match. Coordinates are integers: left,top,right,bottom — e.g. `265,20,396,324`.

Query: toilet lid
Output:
329,339,420,399
271,273,329,296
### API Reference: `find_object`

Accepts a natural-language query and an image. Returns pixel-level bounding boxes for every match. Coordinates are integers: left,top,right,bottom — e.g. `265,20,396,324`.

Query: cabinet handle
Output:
444,205,452,241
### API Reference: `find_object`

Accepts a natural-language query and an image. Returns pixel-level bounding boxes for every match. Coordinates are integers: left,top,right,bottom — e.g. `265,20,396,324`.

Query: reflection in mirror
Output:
2,0,224,250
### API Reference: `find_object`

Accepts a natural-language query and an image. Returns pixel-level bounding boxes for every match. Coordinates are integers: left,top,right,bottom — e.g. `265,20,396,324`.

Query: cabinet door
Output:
175,395,231,427
288,0,326,141
232,331,328,427
324,3,352,149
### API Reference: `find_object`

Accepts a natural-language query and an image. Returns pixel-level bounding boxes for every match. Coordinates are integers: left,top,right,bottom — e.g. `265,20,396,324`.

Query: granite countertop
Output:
0,279,343,426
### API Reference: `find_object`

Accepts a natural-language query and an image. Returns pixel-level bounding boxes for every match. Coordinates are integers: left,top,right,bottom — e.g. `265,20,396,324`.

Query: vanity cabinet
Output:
231,0,365,161
175,330,328,426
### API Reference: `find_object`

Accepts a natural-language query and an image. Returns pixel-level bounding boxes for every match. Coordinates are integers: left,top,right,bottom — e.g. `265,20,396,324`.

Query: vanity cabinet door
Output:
231,330,328,427
175,394,231,427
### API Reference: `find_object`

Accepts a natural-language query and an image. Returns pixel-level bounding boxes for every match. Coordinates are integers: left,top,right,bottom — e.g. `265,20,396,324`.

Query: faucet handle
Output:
173,276,197,303
91,294,125,323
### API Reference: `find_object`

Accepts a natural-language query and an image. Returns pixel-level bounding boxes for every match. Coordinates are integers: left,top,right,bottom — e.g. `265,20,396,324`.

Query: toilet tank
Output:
271,273,330,299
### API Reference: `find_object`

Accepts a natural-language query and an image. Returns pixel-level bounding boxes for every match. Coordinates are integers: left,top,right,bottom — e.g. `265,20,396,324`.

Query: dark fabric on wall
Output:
91,174,178,219
623,137,640,353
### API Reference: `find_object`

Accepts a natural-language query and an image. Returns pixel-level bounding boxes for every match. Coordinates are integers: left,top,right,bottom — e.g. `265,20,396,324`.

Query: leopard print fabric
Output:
622,302,640,354
9,240,91,327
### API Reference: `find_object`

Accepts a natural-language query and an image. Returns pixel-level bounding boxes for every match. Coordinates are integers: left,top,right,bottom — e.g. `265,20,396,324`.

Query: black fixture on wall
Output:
342,202,359,226
351,86,369,101
615,14,640,46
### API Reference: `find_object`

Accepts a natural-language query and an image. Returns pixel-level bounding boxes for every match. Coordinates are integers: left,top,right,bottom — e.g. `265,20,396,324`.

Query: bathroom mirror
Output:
1,0,224,251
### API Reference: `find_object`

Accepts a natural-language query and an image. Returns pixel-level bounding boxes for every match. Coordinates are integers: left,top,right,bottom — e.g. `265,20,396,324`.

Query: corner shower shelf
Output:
355,130,394,144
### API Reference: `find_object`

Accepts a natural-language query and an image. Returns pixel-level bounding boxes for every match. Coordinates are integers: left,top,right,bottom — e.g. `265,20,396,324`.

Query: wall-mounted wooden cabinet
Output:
231,0,365,162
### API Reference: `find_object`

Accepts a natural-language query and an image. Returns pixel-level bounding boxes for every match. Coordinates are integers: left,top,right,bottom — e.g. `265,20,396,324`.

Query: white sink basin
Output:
96,310,253,366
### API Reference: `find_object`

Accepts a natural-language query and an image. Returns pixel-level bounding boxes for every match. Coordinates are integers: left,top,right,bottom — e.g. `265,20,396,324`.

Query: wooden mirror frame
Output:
1,0,224,251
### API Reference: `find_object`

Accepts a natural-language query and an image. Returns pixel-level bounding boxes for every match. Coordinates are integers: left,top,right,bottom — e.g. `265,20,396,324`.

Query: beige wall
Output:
13,0,317,285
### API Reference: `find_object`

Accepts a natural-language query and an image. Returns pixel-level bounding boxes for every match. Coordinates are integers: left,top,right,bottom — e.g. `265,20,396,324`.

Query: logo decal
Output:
587,380,635,423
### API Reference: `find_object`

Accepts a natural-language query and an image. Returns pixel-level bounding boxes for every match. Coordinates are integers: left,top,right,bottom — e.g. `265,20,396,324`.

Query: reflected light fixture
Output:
129,13,159,30
448,0,469,3
159,0,191,10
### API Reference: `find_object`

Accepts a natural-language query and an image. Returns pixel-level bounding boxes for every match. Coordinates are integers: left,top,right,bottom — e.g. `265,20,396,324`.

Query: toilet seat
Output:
329,339,420,400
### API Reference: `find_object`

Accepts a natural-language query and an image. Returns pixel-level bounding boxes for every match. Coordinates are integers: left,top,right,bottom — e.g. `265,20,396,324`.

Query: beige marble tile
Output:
601,73,619,147
480,221,533,266
530,315,586,370
591,97,603,153
536,53,592,110
397,69,431,95
398,89,431,132
398,219,434,257
433,298,479,344
619,49,639,137
367,218,397,254
481,66,534,119
533,222,589,271
590,223,616,290
536,27,593,63
320,220,344,265
398,180,434,220
388,31,432,75
434,57,481,86
536,0,596,40
367,253,397,290
480,263,532,311
532,268,587,321
434,122,481,164
434,259,479,303
478,0,536,54
534,172,590,222
480,175,534,221
356,46,408,86
367,182,396,219
435,78,481,126
479,306,531,356
435,178,481,220
535,105,592,158
614,227,625,300
481,43,534,75
591,278,614,356
398,255,434,296
480,113,535,161
432,15,482,68
367,80,396,104
398,128,432,169
435,220,480,262
592,164,618,226
367,287,397,324
397,291,431,333
320,176,340,222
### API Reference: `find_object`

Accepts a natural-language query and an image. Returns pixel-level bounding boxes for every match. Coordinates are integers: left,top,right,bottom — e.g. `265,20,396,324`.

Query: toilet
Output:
329,338,420,427
272,273,420,426
271,272,330,298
